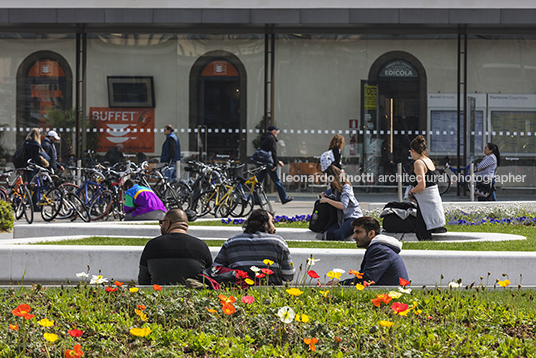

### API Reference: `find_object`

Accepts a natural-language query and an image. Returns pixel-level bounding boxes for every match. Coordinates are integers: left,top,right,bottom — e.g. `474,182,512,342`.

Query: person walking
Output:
161,124,181,180
476,142,500,201
407,135,446,240
256,125,293,204
41,130,64,172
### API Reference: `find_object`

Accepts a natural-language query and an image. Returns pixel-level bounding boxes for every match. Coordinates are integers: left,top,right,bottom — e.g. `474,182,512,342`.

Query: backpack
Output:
319,149,335,172
309,199,338,233
13,146,27,169
380,201,418,233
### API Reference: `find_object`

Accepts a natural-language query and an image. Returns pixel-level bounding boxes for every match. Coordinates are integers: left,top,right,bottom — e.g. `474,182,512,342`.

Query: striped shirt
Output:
477,154,497,178
213,232,294,285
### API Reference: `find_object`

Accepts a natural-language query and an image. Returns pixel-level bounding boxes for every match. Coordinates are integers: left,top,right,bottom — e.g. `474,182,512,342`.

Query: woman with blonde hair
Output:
319,165,362,241
407,135,446,240
23,128,50,168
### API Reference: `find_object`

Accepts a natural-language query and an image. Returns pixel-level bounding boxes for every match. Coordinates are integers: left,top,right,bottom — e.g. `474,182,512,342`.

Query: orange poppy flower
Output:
304,337,319,351
114,281,124,287
218,295,236,305
153,284,162,291
24,314,35,320
12,304,31,317
65,344,84,358
8,324,18,331
371,293,392,307
349,270,364,279
136,305,146,311
363,280,375,288
221,303,236,315
206,307,218,313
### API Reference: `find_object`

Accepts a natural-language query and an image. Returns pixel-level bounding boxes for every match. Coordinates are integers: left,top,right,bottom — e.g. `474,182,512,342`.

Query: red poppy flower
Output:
236,270,249,279
307,270,320,279
221,303,236,315
105,287,117,292
260,268,273,275
363,280,375,288
391,302,409,313
136,305,146,311
255,273,266,278
12,304,31,317
114,281,123,287
399,277,410,287
65,344,83,358
153,284,162,291
68,329,83,338
334,336,341,343
241,295,255,304
24,314,35,320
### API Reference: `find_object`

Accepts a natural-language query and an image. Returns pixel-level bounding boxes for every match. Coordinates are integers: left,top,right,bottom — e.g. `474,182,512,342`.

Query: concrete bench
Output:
0,245,533,287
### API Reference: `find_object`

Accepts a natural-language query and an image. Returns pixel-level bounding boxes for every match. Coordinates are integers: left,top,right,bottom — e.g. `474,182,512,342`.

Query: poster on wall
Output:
90,107,155,152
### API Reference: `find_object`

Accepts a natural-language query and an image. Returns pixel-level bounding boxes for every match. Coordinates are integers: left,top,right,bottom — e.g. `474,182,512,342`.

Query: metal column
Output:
75,31,87,160
457,33,468,196
264,31,275,131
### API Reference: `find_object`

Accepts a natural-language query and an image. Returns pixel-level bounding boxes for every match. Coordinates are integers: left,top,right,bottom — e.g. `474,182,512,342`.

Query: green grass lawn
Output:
31,223,536,251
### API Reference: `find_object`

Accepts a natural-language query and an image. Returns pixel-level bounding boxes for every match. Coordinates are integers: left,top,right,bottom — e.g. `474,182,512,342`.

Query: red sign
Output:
90,107,155,153
349,119,359,129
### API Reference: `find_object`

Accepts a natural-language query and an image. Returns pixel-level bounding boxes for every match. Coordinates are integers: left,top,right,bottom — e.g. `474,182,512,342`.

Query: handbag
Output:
250,148,273,166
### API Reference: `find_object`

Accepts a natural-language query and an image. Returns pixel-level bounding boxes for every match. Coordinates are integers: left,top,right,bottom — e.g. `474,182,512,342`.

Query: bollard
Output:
76,159,82,187
397,163,403,202
469,163,475,202
175,160,181,179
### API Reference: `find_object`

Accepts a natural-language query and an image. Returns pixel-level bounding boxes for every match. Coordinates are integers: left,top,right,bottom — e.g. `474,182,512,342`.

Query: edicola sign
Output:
90,107,155,153
379,60,418,78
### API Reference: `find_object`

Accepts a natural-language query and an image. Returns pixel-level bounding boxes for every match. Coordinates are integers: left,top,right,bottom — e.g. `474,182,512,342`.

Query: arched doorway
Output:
189,51,247,162
365,51,427,176
16,51,73,150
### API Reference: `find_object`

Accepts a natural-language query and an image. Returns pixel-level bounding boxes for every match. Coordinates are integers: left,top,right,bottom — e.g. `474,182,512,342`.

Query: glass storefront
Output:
0,31,534,190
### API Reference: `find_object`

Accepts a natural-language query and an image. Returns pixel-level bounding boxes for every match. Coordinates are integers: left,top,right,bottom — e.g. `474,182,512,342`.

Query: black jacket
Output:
260,132,278,165
23,139,50,167
41,137,59,170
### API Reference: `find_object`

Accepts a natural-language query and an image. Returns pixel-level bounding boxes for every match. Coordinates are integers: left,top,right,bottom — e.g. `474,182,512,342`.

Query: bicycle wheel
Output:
216,188,237,218
14,185,33,224
229,186,248,217
172,181,192,210
437,170,451,195
0,186,8,202
40,188,63,221
67,193,91,222
88,190,113,221
59,183,83,200
194,190,216,217
256,186,273,213
162,186,181,210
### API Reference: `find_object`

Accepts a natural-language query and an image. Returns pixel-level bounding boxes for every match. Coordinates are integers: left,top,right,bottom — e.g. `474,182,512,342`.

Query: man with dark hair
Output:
330,217,409,286
161,124,181,180
41,130,64,172
256,125,293,204
138,209,212,285
104,143,124,166
123,179,167,221
212,209,294,285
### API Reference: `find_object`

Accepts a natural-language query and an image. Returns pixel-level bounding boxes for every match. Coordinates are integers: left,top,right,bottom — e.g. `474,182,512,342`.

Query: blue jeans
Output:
163,166,176,181
256,167,289,202
326,217,355,241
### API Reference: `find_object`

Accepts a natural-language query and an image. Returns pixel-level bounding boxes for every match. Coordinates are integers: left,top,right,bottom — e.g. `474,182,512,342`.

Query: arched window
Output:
16,51,72,145
189,51,247,161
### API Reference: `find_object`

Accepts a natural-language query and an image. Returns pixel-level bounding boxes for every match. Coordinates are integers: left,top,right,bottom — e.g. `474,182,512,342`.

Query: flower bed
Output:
2,267,535,357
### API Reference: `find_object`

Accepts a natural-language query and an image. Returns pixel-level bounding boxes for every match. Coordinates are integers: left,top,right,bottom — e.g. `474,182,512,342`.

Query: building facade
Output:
1,1,535,189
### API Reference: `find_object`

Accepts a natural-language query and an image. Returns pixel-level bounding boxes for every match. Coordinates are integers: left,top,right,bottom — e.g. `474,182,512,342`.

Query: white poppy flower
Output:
277,306,296,324
90,275,109,285
76,272,89,278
